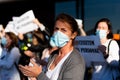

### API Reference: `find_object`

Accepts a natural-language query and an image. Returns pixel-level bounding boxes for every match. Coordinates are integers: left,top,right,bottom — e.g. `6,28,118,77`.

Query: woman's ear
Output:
71,32,77,39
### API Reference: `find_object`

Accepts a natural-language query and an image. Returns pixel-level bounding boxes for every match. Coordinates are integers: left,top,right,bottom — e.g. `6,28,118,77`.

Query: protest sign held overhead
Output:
5,10,38,35
14,10,38,34
74,35,105,67
5,21,18,35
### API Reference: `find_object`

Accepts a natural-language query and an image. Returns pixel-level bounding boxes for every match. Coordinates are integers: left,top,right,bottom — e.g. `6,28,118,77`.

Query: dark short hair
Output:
32,30,49,47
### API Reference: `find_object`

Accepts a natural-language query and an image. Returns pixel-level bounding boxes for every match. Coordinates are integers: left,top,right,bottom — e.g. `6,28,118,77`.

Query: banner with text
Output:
5,10,38,35
74,35,105,67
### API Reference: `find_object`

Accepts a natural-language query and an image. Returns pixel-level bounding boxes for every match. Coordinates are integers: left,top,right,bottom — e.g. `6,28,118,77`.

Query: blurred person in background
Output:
0,32,21,80
23,30,49,80
17,18,51,80
17,32,33,80
91,18,120,80
0,25,5,58
33,18,58,67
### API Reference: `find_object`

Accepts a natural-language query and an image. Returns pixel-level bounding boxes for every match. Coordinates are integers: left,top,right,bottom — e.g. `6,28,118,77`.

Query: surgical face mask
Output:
95,30,107,39
50,31,70,48
1,37,7,46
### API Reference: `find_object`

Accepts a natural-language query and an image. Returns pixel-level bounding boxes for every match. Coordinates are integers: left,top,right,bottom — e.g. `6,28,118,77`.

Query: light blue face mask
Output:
1,37,7,46
95,30,107,39
50,31,70,48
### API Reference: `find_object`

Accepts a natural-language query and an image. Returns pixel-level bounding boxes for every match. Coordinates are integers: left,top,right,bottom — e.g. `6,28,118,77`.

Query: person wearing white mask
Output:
0,32,21,80
91,18,120,80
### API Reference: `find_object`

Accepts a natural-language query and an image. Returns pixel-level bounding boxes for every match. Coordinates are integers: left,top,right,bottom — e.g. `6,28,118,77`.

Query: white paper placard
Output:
5,10,38,35
14,10,38,34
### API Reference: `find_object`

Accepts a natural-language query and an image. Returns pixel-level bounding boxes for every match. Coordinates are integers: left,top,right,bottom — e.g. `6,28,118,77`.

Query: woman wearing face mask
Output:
19,13,85,80
91,18,120,80
0,25,5,57
0,32,21,80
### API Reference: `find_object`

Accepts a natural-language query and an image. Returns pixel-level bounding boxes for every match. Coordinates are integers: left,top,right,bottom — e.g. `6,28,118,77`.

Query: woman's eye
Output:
61,29,67,32
54,27,59,31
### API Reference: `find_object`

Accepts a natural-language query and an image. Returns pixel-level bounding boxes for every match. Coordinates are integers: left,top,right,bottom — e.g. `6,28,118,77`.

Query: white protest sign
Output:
5,10,38,35
75,19,82,28
5,21,18,35
74,35,105,67
13,10,38,34
12,17,19,21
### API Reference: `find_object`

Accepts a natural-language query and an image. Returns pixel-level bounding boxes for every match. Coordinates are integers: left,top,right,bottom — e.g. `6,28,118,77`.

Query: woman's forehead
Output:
55,20,71,29
98,22,108,29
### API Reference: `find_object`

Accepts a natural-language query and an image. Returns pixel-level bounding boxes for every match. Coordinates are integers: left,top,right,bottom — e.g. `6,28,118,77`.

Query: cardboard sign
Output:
74,35,105,67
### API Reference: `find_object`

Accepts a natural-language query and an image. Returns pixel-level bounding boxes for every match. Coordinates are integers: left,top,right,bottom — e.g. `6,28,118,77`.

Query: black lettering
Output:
75,40,94,45
81,48,99,53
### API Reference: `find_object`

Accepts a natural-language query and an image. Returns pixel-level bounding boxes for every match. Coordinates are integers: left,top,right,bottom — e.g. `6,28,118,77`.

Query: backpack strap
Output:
107,39,113,54
104,39,112,59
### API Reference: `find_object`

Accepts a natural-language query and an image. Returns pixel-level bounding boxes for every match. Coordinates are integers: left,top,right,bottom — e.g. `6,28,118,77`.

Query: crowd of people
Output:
0,12,119,80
